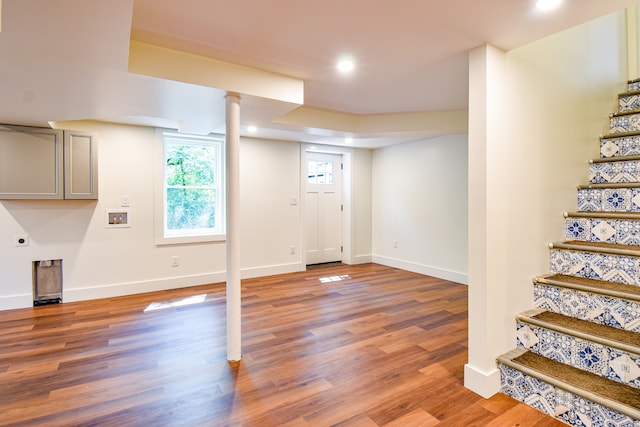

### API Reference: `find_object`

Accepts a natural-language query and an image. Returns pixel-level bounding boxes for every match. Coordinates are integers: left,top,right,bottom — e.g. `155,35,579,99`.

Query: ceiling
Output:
0,0,637,148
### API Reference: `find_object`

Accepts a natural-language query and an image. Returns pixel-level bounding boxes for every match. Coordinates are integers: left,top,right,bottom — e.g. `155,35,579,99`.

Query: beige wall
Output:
465,10,630,397
371,135,468,284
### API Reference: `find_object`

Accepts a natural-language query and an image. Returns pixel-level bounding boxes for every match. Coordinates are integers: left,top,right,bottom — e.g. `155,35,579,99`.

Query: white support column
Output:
225,91,242,362
464,44,508,398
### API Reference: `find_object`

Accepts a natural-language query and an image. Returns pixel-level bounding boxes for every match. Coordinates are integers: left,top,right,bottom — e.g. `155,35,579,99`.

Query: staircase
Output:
497,78,640,426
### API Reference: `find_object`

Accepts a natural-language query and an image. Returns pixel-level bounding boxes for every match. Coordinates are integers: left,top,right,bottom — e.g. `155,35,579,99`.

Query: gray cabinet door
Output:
64,130,98,199
0,125,64,199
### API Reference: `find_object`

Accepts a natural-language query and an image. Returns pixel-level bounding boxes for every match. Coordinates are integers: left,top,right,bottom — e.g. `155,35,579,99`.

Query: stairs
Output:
497,78,640,426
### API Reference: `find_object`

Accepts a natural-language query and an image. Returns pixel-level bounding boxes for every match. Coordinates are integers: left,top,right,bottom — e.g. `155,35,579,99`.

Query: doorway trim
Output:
301,144,353,266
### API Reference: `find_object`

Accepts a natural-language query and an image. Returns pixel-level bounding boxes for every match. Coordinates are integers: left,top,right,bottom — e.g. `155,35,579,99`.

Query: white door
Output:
305,152,342,265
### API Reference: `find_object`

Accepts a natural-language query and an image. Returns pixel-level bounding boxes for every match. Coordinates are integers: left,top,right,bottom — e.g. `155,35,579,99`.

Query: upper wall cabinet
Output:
0,125,98,200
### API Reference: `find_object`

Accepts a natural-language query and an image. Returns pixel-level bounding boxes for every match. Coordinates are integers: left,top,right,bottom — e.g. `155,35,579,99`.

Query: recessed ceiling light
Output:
536,0,561,11
337,58,355,73
247,125,257,133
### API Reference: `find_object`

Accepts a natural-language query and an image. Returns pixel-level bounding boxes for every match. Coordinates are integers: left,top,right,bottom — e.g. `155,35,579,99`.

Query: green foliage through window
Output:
163,133,224,236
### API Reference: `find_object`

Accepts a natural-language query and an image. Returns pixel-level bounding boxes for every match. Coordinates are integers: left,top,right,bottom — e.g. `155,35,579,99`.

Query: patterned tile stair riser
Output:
610,112,640,134
498,79,640,426
533,282,640,333
590,160,640,184
601,134,640,158
630,80,640,92
620,93,640,113
549,248,639,286
577,188,640,212
564,217,640,246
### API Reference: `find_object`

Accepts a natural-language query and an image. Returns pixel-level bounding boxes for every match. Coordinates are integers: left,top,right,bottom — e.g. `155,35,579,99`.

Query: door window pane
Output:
308,160,333,184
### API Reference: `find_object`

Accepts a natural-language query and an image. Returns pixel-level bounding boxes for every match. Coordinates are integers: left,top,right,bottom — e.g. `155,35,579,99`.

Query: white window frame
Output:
154,129,225,246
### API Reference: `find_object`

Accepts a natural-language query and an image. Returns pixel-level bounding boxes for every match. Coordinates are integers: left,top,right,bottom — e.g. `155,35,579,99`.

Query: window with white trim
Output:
155,130,225,244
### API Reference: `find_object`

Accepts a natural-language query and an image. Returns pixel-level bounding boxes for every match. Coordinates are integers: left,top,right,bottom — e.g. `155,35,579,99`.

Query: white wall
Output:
239,137,302,276
371,135,468,284
465,10,630,397
0,122,376,309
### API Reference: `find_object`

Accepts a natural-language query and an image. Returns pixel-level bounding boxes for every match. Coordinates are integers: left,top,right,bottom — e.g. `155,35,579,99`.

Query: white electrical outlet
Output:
14,235,29,247
290,245,296,255
171,256,180,267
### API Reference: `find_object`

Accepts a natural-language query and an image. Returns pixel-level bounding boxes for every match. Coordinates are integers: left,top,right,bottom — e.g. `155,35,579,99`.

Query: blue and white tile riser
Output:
610,113,640,134
620,94,640,113
601,135,640,158
534,283,640,333
549,249,638,286
630,81,640,92
565,217,640,246
577,188,640,212
500,364,640,427
516,321,640,389
590,160,640,184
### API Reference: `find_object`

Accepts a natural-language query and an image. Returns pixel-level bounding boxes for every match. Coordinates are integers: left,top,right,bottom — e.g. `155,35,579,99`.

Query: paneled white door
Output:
305,152,342,265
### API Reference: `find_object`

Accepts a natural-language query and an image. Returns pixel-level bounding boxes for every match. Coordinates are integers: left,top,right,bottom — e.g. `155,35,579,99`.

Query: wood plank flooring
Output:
0,263,565,426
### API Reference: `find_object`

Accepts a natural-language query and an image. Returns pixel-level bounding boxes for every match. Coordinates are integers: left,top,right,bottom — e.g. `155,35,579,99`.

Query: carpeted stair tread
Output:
600,129,640,140
528,310,640,348
591,154,640,163
499,348,640,419
565,211,640,220
511,350,640,410
611,109,640,118
538,274,640,301
620,89,640,97
558,240,635,250
577,182,640,189
551,240,640,256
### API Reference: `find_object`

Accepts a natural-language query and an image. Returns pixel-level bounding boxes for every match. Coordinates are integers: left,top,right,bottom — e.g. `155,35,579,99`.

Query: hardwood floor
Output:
0,263,565,426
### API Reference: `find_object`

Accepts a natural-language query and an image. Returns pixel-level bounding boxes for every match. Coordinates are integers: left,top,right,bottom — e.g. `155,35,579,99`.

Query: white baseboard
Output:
64,272,228,303
464,363,501,398
57,262,306,305
0,294,33,311
349,254,372,264
371,255,468,285
241,262,305,279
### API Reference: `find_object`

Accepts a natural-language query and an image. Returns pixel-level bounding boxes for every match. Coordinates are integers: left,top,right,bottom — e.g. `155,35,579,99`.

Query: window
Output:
307,160,333,184
155,130,225,244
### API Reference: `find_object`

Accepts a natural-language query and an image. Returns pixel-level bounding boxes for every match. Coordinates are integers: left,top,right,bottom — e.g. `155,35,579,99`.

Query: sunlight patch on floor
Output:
144,294,207,312
319,275,350,283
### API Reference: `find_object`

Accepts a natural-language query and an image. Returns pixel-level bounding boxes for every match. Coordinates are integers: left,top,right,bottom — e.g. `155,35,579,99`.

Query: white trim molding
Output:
372,255,468,285
464,363,501,399
0,294,33,311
